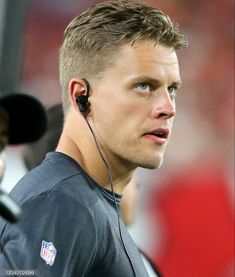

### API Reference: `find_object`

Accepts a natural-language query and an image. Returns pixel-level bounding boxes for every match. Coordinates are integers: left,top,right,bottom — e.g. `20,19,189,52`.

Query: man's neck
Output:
56,114,135,195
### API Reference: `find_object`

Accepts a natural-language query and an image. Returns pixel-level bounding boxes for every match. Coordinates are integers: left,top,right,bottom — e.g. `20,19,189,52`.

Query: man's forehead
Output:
112,41,179,68
104,41,180,81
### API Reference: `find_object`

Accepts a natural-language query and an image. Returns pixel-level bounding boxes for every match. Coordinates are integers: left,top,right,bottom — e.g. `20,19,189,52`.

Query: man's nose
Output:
151,90,176,119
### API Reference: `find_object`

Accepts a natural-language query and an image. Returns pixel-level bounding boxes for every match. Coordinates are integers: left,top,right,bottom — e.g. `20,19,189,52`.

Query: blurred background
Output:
0,0,234,276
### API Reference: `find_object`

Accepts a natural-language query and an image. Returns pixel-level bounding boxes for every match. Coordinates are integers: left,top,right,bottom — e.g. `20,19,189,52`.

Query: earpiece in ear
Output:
76,94,89,115
76,78,90,117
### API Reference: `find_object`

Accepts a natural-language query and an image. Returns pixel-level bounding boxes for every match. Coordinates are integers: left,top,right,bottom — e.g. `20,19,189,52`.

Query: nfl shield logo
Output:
40,240,57,266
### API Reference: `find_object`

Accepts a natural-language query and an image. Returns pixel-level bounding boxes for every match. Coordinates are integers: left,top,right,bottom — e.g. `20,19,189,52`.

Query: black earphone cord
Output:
84,116,137,277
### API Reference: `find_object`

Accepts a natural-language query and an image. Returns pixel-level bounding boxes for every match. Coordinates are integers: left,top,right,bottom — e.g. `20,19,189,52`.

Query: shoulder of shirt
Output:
10,152,99,208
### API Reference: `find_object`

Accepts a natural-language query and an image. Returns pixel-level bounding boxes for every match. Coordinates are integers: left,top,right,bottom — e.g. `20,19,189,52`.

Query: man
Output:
121,178,162,277
22,104,161,276
0,1,187,276
22,103,64,171
0,91,47,222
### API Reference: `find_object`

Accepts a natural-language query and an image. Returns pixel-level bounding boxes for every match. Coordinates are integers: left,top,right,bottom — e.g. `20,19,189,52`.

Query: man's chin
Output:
138,157,164,170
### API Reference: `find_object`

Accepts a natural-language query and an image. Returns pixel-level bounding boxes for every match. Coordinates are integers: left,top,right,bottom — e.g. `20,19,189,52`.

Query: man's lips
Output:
143,128,169,145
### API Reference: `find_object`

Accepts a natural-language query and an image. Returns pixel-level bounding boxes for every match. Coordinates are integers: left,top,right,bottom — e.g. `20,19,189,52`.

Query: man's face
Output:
90,41,181,170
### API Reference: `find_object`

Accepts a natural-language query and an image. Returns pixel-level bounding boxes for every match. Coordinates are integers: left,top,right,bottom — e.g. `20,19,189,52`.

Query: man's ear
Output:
68,78,87,110
68,78,91,116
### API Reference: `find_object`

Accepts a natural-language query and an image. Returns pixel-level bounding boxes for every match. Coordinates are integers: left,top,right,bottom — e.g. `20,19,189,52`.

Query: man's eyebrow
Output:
170,80,182,88
129,75,182,88
129,76,159,83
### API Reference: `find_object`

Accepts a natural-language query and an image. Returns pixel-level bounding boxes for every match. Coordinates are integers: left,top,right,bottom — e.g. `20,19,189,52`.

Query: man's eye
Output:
168,86,177,95
136,83,151,92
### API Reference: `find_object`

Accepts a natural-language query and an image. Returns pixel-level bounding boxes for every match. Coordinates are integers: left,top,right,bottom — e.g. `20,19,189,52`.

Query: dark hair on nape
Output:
59,0,188,114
